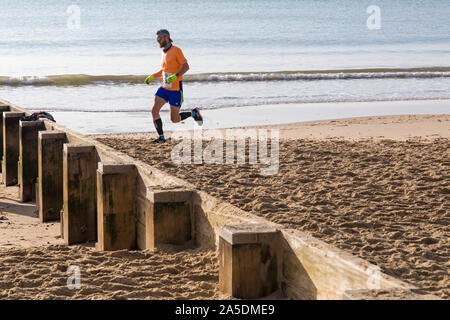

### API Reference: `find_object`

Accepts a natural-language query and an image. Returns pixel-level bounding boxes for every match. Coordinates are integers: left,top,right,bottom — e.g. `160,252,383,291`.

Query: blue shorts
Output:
155,86,183,107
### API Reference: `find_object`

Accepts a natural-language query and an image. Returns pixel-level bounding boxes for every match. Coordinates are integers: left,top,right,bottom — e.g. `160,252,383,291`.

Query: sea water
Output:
0,0,449,134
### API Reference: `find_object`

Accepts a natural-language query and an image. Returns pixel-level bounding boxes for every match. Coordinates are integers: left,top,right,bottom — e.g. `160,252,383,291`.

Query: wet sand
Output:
96,114,450,299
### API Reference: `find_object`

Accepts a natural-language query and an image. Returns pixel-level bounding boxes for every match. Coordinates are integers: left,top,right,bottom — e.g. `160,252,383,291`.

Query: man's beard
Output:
159,40,167,48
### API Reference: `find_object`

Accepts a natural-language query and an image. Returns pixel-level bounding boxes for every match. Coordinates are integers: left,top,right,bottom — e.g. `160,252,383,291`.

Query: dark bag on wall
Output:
21,112,56,122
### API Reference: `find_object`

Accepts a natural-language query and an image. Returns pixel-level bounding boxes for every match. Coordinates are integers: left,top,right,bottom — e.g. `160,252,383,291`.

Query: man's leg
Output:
167,89,204,125
170,106,185,123
170,106,203,125
152,95,167,142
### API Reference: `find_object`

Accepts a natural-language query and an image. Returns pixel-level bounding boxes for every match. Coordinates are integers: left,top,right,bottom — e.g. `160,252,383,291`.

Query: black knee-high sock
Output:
179,111,192,121
153,118,164,136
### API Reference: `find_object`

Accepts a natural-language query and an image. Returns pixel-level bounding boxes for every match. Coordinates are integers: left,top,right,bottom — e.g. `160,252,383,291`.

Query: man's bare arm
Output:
176,62,189,77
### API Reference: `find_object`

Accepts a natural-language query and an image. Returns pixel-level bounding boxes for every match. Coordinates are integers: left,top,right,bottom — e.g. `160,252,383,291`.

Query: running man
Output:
145,29,203,143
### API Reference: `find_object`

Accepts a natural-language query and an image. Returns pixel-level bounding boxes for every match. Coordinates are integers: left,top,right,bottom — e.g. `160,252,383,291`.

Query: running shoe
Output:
192,108,203,126
153,136,166,143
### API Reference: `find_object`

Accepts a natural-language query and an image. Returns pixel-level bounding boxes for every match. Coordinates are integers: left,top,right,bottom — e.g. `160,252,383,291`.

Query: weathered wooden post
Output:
145,188,193,249
62,144,97,244
2,112,25,185
96,163,136,251
0,103,10,172
219,224,281,299
18,120,45,202
38,131,67,222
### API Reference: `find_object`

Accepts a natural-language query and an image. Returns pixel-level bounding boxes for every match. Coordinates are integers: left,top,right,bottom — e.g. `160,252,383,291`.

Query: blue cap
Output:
156,29,173,42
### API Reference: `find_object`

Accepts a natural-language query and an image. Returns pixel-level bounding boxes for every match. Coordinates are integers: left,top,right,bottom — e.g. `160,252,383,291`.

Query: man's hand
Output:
167,74,178,84
144,74,155,84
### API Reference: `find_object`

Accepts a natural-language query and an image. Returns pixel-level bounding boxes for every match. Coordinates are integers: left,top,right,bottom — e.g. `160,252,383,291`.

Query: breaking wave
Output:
1,67,450,87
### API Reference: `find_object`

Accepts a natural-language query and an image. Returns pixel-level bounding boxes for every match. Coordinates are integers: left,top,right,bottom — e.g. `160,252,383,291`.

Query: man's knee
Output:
170,113,180,123
152,96,166,117
152,103,162,116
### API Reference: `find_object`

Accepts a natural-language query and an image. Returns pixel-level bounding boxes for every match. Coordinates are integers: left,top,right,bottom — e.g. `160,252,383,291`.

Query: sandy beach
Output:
0,178,223,300
1,113,448,300
2,0,449,304
0,245,221,300
0,183,63,248
95,114,450,299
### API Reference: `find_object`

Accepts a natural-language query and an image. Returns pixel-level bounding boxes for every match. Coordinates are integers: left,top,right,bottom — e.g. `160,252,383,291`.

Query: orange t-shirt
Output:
152,45,187,91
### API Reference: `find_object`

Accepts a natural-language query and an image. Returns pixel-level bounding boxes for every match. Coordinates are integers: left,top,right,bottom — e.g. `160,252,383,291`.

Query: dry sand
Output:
96,114,450,299
0,177,223,300
1,114,448,300
0,245,221,300
0,183,63,248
